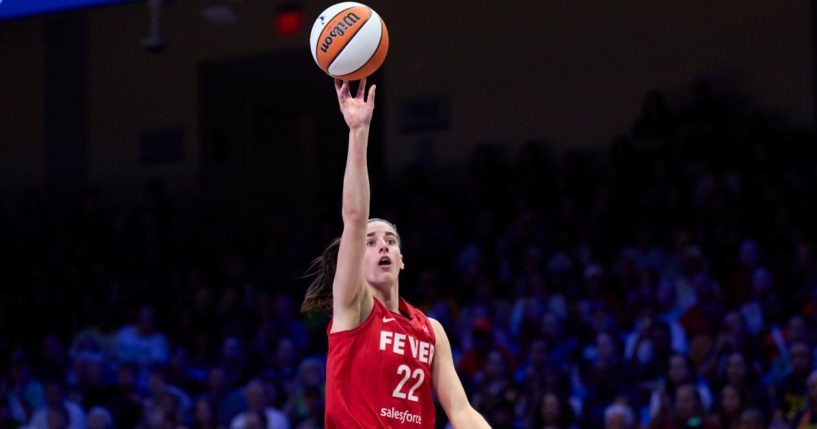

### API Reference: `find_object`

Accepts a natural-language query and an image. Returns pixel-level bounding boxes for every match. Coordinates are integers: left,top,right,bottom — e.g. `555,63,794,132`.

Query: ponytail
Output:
301,237,341,314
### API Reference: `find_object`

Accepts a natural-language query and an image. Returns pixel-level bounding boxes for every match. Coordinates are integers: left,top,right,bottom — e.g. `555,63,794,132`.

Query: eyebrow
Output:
366,232,398,239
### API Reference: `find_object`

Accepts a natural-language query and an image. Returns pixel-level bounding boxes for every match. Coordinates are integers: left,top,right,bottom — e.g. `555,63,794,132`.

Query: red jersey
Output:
325,297,437,428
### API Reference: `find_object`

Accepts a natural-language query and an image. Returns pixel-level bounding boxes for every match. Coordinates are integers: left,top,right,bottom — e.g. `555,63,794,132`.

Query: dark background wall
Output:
0,0,812,204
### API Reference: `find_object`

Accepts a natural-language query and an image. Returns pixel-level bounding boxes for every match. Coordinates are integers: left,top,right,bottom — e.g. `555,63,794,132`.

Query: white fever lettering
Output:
379,330,435,364
393,333,406,354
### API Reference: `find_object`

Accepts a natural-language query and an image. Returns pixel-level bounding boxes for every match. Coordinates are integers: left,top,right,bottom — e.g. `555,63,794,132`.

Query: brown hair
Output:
300,237,341,315
300,219,399,315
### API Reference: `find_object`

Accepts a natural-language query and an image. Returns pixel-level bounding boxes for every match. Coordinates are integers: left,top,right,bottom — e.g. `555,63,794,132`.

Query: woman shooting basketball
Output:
301,79,491,428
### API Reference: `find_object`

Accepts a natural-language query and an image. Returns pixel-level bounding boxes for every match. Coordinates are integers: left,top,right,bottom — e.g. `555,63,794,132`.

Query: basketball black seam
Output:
326,11,386,77
327,12,375,74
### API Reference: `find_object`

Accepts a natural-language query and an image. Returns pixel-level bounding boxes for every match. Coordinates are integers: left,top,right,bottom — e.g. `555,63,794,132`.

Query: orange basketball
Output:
309,2,389,81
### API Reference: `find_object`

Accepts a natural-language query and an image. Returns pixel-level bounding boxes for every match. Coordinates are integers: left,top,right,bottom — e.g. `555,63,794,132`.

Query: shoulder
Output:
427,318,448,344
427,317,444,332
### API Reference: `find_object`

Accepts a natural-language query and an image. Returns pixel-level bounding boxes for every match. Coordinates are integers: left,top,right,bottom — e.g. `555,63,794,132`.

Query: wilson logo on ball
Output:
319,12,361,53
309,2,389,81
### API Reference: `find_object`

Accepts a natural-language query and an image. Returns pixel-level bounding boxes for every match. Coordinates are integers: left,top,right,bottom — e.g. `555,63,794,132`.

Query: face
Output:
541,393,560,423
542,313,561,339
364,221,404,287
791,343,812,375
245,383,266,411
118,366,136,389
596,333,616,362
195,399,213,423
605,413,628,429
725,353,747,383
723,311,744,336
668,355,690,384
147,372,166,396
222,337,242,361
674,385,699,420
721,385,741,415
207,367,225,391
530,340,548,367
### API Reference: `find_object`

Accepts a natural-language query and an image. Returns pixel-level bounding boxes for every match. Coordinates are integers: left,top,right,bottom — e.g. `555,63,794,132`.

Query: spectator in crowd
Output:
2,78,817,428
290,386,322,429
27,380,85,429
579,331,630,428
6,352,45,424
86,407,113,429
604,402,636,429
113,305,169,388
528,390,578,429
738,408,766,429
650,384,717,429
773,341,814,423
199,366,245,427
283,358,324,425
470,349,522,427
711,383,746,429
105,363,142,429
190,398,217,429
648,354,713,422
789,370,817,428
515,339,549,398
229,379,288,429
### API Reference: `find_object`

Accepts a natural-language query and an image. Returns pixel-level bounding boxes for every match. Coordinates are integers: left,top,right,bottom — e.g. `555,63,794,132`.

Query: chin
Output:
367,274,397,287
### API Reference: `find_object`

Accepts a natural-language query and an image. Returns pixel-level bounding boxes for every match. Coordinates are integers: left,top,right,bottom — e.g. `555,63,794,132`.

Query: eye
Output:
366,240,375,247
387,238,397,245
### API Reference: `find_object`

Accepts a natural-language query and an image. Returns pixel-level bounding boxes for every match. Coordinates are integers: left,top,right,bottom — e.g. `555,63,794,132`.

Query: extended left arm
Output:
429,318,491,429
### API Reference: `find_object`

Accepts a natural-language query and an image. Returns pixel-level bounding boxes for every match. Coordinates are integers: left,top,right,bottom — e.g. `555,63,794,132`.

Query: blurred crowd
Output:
2,79,817,429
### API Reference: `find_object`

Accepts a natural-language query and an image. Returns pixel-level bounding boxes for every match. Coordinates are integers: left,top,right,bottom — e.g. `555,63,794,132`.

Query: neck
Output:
371,282,400,312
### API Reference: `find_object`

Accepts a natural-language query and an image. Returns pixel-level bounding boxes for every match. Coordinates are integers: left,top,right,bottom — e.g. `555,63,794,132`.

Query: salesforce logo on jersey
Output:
380,407,422,424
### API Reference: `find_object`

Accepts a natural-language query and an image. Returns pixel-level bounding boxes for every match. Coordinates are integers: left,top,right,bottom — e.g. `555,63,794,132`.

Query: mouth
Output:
378,256,392,268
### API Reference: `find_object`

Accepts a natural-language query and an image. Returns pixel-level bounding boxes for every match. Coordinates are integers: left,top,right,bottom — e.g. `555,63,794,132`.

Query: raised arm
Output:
429,318,492,429
331,79,377,332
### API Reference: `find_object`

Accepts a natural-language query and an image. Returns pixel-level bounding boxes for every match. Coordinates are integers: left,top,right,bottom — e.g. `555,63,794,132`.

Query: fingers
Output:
355,78,367,99
367,84,376,106
335,79,351,99
335,78,375,105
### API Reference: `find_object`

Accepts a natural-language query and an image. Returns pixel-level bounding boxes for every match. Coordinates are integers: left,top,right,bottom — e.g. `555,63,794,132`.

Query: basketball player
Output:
301,79,491,428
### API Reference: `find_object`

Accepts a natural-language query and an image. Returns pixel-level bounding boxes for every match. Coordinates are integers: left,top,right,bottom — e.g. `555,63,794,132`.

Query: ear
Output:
400,254,405,270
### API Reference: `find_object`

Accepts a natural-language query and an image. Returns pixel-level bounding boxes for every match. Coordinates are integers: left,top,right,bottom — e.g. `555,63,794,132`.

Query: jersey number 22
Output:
392,364,424,402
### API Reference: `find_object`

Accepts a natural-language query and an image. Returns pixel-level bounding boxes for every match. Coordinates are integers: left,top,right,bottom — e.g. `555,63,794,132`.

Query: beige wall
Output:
0,0,812,200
